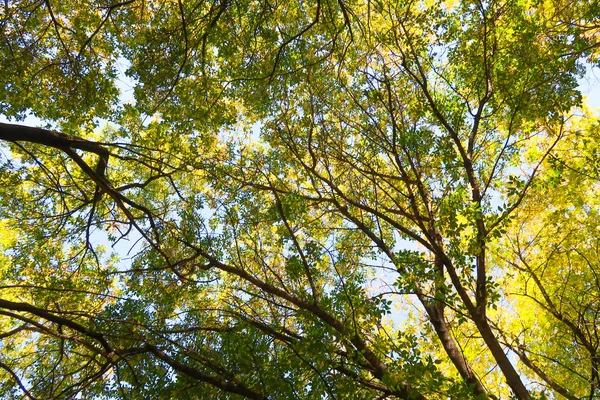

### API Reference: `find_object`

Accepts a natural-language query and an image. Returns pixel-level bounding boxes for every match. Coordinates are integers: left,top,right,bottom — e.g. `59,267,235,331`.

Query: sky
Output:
580,64,600,110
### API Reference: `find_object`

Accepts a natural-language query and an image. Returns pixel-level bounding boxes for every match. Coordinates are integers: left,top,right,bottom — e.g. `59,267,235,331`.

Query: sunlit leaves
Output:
1,0,600,398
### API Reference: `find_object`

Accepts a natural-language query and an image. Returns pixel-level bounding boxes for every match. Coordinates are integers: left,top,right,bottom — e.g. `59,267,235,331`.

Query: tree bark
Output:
0,122,109,176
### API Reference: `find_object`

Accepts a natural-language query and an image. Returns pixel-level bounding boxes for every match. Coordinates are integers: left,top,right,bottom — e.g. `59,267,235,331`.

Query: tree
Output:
0,0,599,398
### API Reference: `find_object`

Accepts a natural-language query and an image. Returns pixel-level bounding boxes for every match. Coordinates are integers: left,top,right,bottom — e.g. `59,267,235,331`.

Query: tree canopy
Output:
0,0,599,398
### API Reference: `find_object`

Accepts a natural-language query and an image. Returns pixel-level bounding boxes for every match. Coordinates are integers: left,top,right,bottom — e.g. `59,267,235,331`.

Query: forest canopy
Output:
0,0,599,398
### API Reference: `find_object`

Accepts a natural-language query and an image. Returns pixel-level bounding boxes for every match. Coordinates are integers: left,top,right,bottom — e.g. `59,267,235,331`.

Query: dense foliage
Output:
0,0,599,398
